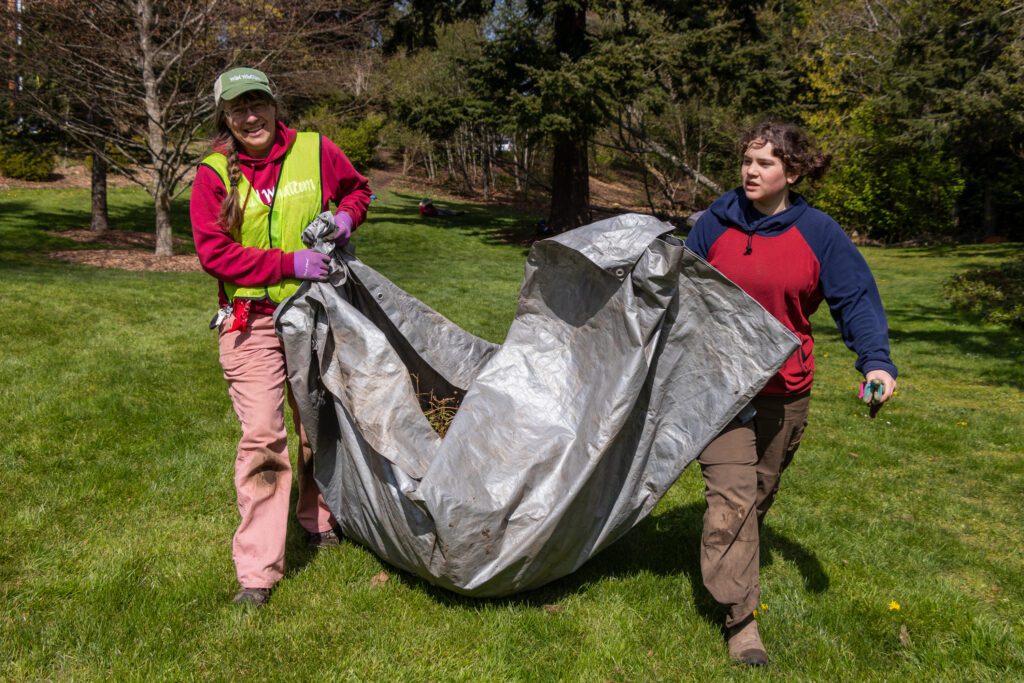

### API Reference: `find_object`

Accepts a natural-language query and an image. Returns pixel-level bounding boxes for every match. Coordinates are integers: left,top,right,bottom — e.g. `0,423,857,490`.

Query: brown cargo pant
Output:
698,393,811,627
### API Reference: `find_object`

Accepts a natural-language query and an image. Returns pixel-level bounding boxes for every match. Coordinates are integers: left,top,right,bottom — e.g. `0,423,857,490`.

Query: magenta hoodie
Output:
190,121,372,313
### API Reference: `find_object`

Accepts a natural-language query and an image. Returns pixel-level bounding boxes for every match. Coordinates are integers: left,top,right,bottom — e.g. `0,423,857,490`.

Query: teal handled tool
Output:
859,379,885,418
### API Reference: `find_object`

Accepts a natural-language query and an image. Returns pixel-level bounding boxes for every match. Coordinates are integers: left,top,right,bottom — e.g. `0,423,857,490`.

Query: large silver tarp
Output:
276,213,798,597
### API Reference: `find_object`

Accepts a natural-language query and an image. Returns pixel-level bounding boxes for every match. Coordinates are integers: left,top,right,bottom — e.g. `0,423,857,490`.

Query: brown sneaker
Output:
727,616,768,666
232,587,271,607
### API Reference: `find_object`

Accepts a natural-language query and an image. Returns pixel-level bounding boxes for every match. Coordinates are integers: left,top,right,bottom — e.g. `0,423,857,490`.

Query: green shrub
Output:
943,256,1024,329
379,120,433,170
592,145,622,182
297,105,384,169
0,139,56,181
332,115,385,170
812,105,965,243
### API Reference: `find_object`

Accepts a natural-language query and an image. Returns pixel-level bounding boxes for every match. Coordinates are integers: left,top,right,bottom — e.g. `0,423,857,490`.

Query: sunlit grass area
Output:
1,186,1021,680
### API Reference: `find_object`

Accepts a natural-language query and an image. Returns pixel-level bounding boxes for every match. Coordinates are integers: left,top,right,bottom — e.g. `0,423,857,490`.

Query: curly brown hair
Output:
741,122,830,184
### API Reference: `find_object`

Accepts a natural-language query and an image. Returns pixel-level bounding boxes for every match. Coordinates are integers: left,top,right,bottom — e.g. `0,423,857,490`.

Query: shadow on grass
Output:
897,243,1023,260
894,328,1023,390
812,297,1024,391
881,303,1024,390
368,501,828,627
760,525,830,592
0,196,192,253
377,191,543,254
283,515,320,579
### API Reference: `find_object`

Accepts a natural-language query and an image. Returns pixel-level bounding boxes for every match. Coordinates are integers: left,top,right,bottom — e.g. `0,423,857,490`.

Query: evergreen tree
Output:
601,0,806,214
803,0,1024,241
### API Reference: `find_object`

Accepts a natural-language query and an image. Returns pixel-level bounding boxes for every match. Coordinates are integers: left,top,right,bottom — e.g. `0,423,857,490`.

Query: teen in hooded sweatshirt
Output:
190,67,372,607
684,122,897,666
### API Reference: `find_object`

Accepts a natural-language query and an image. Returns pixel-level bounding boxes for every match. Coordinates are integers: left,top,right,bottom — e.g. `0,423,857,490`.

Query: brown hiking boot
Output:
306,527,342,550
727,616,768,666
232,587,271,607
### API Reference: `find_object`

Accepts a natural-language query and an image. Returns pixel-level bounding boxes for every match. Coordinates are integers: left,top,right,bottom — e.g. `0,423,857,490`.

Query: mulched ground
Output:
47,229,202,273
2,162,201,273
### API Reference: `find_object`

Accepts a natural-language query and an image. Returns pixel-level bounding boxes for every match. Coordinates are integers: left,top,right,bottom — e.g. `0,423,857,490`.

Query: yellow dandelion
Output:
957,421,968,428
889,600,901,611
752,609,759,618
760,603,769,612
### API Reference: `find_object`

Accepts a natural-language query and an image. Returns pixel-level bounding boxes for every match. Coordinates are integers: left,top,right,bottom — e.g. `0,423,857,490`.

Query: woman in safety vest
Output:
684,121,897,666
190,67,373,607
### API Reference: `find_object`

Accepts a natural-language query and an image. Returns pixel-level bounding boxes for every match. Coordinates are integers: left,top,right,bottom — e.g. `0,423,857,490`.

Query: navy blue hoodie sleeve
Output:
684,206,728,259
803,213,898,379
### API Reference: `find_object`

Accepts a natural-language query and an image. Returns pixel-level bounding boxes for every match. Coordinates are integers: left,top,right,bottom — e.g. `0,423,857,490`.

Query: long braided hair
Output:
209,92,277,235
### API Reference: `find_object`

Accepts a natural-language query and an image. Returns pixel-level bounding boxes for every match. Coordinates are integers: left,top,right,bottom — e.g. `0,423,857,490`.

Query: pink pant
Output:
219,313,336,589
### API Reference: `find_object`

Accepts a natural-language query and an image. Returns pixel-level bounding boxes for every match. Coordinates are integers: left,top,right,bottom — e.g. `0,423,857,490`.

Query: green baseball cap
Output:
213,67,274,105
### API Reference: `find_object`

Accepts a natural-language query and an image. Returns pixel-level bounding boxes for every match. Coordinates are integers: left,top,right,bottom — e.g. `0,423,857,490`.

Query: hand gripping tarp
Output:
275,213,798,597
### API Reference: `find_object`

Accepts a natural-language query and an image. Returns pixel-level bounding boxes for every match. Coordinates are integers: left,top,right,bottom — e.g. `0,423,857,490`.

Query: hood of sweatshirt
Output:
708,187,810,235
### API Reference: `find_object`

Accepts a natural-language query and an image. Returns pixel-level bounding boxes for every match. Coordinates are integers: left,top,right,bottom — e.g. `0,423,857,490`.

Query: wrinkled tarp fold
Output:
276,213,798,596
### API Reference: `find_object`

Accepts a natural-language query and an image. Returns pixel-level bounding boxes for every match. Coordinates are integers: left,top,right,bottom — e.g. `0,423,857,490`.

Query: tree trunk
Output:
983,184,995,239
548,133,591,230
137,0,173,256
513,136,522,193
90,150,110,232
641,159,656,216
468,130,478,192
547,1,590,231
522,143,530,201
481,136,492,201
154,181,174,257
486,134,496,197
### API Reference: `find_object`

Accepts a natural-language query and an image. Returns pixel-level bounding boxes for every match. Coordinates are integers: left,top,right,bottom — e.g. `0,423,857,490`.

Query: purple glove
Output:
292,249,331,281
333,210,353,245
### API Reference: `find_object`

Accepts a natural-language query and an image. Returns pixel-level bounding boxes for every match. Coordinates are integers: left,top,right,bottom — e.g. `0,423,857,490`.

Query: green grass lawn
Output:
1,186,1022,681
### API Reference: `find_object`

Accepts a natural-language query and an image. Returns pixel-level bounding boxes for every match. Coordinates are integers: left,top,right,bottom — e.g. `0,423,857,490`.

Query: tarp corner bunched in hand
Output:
275,213,798,597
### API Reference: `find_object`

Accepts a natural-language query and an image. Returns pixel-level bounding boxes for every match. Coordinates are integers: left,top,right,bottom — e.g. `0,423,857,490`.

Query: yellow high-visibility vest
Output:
201,132,322,303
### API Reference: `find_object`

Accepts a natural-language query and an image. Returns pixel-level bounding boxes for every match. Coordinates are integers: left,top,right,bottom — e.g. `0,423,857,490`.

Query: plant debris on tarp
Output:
422,391,460,437
276,213,798,597
413,376,462,437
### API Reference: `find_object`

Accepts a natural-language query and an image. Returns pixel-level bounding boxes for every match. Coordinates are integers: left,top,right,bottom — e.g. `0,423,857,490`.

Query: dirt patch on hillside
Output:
372,169,651,215
590,176,648,214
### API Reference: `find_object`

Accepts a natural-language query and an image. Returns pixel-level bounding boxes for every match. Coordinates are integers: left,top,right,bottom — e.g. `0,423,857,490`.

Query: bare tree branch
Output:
7,0,385,255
